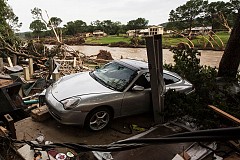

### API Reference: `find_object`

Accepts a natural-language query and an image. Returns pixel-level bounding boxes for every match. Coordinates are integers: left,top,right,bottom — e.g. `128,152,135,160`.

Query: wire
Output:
0,127,240,153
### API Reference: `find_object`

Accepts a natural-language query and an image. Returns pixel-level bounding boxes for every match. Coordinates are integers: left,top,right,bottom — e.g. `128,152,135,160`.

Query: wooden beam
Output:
13,54,18,66
73,57,77,68
52,72,60,81
4,114,16,139
208,105,240,124
29,58,33,77
23,67,30,81
0,58,4,71
7,57,13,67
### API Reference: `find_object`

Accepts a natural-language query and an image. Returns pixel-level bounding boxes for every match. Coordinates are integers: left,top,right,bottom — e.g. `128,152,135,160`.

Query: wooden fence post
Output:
29,58,34,77
23,67,30,81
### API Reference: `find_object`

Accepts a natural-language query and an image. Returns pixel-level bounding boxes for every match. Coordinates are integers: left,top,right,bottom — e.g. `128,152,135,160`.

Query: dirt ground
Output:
15,113,155,145
14,114,239,160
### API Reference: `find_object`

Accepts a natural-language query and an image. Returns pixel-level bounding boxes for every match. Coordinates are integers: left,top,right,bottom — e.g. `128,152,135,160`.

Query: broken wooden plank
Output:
7,57,13,67
208,105,240,124
0,79,13,87
0,126,8,136
52,72,60,81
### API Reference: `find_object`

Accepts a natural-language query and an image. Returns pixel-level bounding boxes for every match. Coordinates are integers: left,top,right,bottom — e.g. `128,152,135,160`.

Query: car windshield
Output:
91,62,137,91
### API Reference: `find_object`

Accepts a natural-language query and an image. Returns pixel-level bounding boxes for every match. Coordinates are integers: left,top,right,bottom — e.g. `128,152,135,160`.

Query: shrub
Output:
163,46,239,129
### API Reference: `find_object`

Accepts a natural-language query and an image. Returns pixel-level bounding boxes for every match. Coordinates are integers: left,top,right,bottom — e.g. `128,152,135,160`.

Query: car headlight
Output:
61,98,81,110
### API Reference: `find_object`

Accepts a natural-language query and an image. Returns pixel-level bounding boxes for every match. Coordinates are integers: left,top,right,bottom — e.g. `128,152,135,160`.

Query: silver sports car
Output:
45,59,194,131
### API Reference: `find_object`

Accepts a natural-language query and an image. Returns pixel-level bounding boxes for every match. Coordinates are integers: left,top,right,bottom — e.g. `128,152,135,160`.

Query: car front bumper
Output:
45,87,88,126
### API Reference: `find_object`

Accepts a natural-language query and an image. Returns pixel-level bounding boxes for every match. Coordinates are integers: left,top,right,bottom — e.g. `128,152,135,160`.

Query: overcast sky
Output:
8,0,228,32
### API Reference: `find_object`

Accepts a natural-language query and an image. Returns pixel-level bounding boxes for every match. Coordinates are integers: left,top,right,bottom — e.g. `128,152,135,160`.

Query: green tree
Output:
100,20,122,35
48,17,62,28
126,18,149,30
63,20,87,35
0,0,22,54
31,7,47,24
90,20,103,31
29,20,47,37
206,1,236,32
0,0,21,36
168,0,208,33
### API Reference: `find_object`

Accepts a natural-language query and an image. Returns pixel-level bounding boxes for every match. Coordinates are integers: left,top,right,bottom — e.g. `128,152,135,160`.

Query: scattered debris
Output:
97,50,114,60
184,142,217,160
93,151,113,160
31,105,50,122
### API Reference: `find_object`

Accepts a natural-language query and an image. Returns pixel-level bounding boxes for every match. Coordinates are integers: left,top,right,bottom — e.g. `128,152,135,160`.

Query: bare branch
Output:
172,30,195,48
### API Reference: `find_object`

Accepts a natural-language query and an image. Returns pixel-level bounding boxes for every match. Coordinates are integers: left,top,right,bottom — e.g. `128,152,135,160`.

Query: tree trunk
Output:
217,9,240,78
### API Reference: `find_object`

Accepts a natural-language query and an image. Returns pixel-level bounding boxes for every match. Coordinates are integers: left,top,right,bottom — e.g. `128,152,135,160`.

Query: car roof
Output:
117,59,149,70
117,59,182,79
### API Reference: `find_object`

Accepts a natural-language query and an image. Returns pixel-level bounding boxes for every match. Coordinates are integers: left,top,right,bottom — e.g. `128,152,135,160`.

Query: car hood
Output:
51,72,113,100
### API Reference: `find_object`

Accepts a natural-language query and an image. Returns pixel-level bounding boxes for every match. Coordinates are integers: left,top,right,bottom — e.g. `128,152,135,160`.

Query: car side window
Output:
163,73,180,85
135,73,151,89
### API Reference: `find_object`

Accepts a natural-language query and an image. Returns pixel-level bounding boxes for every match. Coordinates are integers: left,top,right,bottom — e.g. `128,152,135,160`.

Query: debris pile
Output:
97,50,114,60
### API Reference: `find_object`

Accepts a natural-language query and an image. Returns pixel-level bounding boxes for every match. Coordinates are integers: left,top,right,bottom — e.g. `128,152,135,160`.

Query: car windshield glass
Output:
91,62,137,91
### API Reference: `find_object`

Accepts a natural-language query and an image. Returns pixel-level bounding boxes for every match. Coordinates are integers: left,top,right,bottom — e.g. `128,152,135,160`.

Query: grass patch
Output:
84,32,230,49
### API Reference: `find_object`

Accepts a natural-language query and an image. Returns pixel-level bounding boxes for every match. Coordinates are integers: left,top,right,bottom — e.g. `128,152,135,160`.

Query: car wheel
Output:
85,107,111,131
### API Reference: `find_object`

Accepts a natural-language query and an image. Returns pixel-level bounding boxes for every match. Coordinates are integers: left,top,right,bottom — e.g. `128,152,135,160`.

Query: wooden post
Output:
0,58,4,71
29,58,34,77
49,58,54,76
52,72,60,81
7,57,13,67
145,35,164,123
4,114,16,139
23,67,30,81
13,54,17,66
73,57,77,68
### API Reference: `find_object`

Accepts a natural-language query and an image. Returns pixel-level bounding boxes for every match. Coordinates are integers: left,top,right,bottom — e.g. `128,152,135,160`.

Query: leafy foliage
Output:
63,20,87,35
126,18,149,30
29,20,47,33
0,0,22,53
167,0,239,33
168,0,208,31
164,47,239,129
48,17,62,28
130,37,146,46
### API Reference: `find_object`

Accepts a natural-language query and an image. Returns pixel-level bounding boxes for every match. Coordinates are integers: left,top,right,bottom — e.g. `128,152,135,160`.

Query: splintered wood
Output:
54,57,83,75
208,105,240,124
0,79,13,87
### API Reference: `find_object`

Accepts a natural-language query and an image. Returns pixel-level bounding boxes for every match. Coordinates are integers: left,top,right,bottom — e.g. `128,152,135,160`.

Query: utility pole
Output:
145,34,165,123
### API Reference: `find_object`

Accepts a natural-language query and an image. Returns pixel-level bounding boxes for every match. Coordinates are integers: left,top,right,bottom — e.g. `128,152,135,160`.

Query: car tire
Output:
85,107,112,131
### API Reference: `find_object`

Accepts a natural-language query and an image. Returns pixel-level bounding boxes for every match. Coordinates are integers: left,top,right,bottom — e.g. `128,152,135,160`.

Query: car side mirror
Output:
132,85,144,91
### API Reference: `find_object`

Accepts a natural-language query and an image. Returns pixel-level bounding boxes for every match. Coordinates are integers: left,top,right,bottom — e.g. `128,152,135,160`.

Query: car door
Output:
120,73,151,116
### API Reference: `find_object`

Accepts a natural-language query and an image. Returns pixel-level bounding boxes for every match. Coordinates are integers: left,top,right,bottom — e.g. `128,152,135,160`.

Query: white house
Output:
148,25,164,35
126,25,164,37
186,26,212,34
93,30,107,37
126,30,137,37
